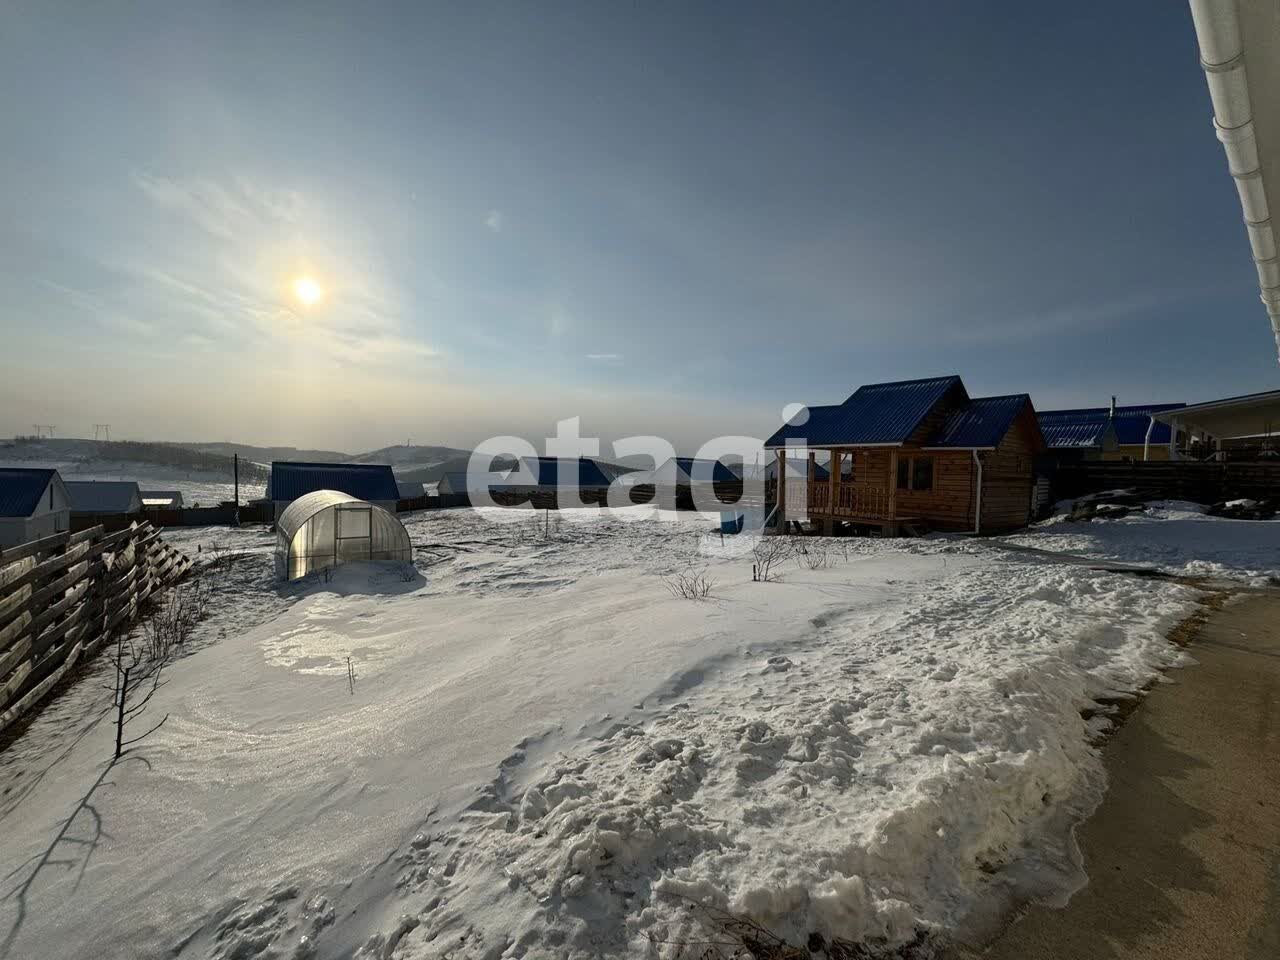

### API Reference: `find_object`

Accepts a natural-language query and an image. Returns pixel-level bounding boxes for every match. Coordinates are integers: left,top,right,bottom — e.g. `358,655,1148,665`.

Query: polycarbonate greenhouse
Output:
274,489,412,581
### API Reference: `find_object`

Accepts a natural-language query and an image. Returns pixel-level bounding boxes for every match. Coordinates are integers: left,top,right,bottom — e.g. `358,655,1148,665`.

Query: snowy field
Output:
1,506,1273,960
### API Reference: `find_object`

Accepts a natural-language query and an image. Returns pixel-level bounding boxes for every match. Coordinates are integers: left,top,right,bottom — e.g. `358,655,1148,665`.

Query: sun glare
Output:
293,275,323,306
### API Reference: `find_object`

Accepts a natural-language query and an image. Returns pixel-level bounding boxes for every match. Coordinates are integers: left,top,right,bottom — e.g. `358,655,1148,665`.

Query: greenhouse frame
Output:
274,489,412,581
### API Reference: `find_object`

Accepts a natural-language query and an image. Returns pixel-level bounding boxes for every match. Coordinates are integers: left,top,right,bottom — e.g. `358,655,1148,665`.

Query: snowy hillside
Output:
174,442,351,464
3,507,1266,959
348,443,472,467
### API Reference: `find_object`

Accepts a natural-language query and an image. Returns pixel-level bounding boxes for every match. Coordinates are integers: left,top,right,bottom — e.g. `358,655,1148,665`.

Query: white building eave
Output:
1189,0,1280,360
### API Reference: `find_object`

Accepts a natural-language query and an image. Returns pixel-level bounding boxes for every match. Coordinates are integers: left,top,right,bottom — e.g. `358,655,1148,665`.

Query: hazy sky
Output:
1,1,1274,454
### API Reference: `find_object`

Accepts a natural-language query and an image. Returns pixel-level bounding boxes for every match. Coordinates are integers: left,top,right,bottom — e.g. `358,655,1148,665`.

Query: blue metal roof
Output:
764,458,829,480
1037,404,1184,447
1043,423,1104,448
0,468,58,518
1112,404,1185,444
268,462,401,502
515,457,611,488
765,375,964,448
927,394,1034,448
673,458,741,484
66,481,142,514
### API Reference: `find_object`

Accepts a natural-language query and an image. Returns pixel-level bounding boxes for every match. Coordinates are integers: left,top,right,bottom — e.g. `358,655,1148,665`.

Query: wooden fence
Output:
0,522,191,733
1051,461,1280,504
138,502,274,528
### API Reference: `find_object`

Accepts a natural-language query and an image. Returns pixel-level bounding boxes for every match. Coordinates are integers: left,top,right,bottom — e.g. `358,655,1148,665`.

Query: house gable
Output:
764,375,965,449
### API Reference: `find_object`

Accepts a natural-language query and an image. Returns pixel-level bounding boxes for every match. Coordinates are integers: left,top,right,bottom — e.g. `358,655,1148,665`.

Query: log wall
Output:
979,406,1040,532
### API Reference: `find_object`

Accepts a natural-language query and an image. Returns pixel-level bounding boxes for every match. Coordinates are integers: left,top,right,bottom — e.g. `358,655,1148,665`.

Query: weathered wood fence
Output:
93,501,275,531
0,522,191,733
1051,461,1280,504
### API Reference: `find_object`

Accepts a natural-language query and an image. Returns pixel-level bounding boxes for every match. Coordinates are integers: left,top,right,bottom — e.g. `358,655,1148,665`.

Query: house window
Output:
912,457,934,491
897,455,934,492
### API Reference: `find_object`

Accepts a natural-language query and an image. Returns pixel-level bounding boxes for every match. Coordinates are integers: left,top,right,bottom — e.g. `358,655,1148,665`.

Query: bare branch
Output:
119,714,169,749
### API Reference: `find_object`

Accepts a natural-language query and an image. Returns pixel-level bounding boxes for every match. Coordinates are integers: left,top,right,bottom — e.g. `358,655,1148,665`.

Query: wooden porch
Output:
782,478,894,520
776,448,912,534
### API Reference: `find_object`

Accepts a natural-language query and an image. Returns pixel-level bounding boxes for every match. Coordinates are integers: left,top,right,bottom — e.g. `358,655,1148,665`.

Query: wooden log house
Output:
765,375,1046,535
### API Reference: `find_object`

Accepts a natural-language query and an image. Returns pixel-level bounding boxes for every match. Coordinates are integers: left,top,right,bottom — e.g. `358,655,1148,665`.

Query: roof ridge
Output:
273,460,393,468
857,374,961,388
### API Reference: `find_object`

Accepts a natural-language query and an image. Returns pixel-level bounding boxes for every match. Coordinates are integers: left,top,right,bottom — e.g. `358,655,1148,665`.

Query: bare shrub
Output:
109,635,170,761
206,544,245,574
663,568,715,600
752,536,792,582
797,539,832,570
512,510,565,545
143,576,211,661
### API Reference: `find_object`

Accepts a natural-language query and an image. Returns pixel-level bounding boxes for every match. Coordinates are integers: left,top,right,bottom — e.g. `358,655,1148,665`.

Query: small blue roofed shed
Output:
672,457,741,485
505,457,612,489
268,462,401,519
65,481,143,515
0,468,61,518
0,468,71,548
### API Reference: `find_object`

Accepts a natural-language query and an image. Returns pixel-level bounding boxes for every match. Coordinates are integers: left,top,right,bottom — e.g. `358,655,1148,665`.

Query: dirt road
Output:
952,589,1280,959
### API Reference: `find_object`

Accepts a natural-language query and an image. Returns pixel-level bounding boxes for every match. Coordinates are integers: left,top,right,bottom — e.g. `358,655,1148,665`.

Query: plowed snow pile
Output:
1,506,1261,960
1000,500,1280,584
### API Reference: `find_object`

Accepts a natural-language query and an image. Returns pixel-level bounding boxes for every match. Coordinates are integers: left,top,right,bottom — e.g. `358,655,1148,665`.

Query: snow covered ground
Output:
999,500,1280,585
1,506,1271,960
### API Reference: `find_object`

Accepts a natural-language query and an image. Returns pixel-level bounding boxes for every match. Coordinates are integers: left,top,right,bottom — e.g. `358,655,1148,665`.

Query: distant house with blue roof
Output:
0,467,71,548
621,457,746,509
494,457,612,492
1036,402,1186,461
625,457,743,487
65,481,143,517
764,375,1045,534
267,462,401,519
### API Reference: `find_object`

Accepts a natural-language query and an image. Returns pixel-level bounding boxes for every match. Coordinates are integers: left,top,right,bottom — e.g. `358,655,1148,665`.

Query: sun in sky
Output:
293,275,323,306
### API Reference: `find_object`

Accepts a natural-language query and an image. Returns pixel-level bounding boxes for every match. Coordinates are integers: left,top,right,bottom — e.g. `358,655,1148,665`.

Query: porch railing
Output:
782,479,893,520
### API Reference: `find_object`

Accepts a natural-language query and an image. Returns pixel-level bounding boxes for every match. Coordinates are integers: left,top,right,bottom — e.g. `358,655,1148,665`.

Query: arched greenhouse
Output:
274,489,412,580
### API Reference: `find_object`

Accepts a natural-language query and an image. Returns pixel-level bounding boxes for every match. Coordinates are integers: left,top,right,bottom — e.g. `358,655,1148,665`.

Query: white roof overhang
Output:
1152,387,1280,437
1190,0,1280,359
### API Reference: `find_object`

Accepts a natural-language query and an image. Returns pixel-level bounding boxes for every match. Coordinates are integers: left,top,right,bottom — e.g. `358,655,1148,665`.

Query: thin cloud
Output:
114,173,438,371
586,353,621,360
485,210,503,232
132,171,302,239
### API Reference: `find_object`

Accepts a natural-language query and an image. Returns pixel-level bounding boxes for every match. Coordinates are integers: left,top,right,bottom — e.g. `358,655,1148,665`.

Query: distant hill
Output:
0,437,268,482
348,444,471,468
2,436,635,491
171,442,352,465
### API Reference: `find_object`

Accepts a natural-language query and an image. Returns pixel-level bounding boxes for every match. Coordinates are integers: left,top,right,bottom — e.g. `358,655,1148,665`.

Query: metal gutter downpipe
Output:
971,449,983,535
1188,0,1280,359
1143,415,1156,461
